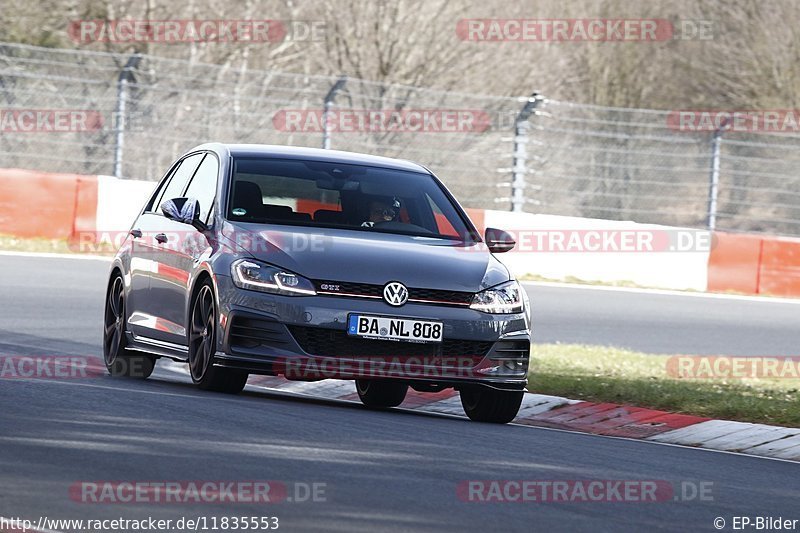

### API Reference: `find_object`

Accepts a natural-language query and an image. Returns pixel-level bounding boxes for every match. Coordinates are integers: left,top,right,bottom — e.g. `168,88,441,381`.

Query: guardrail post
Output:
706,120,727,231
113,54,142,178
322,76,347,150
511,92,546,212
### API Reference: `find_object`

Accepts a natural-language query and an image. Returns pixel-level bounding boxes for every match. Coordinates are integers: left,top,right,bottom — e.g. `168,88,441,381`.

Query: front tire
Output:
103,274,155,379
188,280,248,394
460,387,523,424
355,379,408,408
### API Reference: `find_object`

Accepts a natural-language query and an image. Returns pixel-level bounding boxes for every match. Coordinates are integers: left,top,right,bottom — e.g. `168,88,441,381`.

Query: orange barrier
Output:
706,232,762,294
73,176,99,235
758,237,800,297
707,231,800,297
465,208,485,235
0,168,97,239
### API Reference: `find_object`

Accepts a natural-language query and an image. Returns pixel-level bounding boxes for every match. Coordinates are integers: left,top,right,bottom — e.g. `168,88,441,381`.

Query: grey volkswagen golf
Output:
104,143,531,423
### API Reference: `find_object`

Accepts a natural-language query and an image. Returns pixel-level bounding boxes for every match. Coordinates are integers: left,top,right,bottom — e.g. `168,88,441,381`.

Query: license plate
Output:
347,314,443,343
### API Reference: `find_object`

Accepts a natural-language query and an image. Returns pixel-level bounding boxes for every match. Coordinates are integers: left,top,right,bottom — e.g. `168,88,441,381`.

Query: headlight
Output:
231,259,316,296
470,280,524,314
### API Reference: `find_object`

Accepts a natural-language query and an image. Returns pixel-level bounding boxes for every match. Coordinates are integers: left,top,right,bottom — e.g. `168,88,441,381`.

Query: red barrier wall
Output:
708,231,800,297
706,232,762,294
0,168,97,239
465,208,485,235
73,176,99,234
758,237,800,297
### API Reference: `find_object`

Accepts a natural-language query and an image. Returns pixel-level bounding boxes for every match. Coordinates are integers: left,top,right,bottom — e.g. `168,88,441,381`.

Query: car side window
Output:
144,162,179,213
426,194,459,237
183,154,219,223
151,153,204,213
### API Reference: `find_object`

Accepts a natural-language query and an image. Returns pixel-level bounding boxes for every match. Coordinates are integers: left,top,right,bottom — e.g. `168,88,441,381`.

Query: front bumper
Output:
214,275,531,390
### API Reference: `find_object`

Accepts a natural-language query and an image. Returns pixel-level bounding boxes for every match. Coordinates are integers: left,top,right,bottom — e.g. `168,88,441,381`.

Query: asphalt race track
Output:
527,282,800,356
1,253,799,532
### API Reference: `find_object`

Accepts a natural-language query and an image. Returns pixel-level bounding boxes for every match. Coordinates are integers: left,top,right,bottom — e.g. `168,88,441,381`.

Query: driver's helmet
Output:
368,196,401,222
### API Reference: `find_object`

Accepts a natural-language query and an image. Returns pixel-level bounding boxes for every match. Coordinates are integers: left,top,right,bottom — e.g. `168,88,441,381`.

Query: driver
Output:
362,196,401,227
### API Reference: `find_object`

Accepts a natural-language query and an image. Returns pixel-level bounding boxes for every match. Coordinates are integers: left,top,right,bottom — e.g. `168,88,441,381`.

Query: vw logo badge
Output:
383,282,409,306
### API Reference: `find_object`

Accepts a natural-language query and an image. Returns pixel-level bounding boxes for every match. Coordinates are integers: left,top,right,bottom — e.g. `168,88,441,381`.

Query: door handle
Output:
154,233,168,244
129,229,142,238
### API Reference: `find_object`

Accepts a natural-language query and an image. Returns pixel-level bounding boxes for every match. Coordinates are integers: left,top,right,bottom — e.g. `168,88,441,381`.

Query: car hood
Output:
222,222,510,292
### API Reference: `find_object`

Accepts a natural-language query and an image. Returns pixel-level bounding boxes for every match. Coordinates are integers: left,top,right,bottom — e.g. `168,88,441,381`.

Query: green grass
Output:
517,273,792,298
0,233,75,253
0,233,115,255
528,343,800,427
518,273,648,289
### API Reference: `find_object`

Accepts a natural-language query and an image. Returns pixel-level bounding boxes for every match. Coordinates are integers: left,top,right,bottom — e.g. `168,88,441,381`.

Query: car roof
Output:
191,143,429,174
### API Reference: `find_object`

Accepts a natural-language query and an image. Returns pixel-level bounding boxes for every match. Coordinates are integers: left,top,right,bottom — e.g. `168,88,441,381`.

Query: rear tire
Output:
460,387,523,424
355,379,408,408
188,280,248,394
103,274,156,379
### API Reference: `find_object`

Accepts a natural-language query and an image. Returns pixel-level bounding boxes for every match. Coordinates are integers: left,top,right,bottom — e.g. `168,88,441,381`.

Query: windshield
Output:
227,157,477,241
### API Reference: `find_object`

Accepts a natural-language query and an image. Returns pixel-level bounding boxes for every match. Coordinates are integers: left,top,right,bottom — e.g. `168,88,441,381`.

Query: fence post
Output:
113,54,142,178
511,92,546,212
322,76,347,149
706,120,727,230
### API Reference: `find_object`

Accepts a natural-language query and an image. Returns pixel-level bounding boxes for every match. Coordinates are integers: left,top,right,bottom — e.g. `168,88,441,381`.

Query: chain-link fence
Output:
1,42,799,236
531,101,800,235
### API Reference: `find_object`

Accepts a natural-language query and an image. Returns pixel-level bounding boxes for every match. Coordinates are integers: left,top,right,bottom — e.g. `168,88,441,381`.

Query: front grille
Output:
229,316,293,351
313,280,473,306
410,288,473,305
316,281,382,298
288,325,493,359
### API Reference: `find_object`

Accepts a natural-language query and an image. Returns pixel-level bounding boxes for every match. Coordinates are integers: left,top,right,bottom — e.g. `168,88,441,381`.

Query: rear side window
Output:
150,153,204,213
183,154,219,223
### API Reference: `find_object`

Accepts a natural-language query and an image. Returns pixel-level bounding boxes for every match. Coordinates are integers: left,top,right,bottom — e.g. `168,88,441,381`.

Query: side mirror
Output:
161,197,207,231
484,227,515,253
